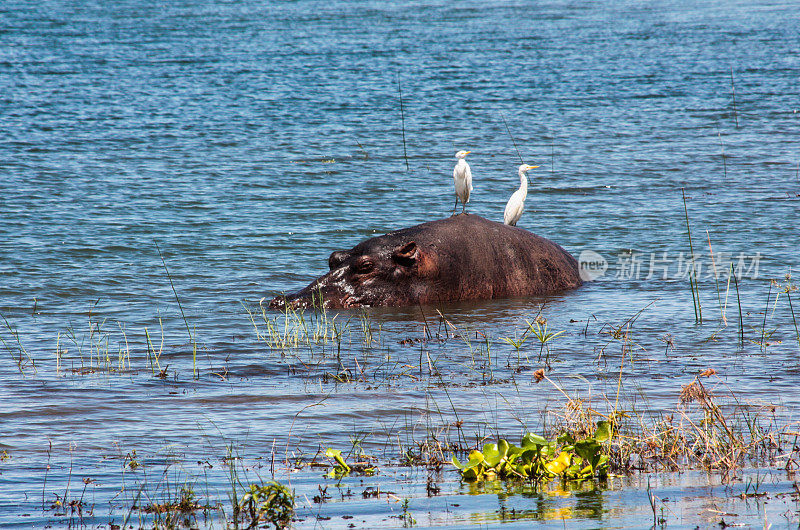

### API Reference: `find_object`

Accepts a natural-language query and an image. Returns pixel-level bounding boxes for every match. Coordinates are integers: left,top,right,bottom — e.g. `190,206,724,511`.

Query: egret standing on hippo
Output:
504,163,540,226
452,150,473,214
269,150,581,309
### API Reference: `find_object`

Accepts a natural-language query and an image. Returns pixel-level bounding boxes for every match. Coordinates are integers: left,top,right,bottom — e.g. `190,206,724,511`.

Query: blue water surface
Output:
1,0,800,527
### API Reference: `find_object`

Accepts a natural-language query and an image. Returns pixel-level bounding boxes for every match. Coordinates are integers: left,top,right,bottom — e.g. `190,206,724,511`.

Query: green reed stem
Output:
730,66,738,128
716,125,728,180
682,189,701,322
706,230,724,322
761,282,771,351
787,291,799,349
192,325,197,379
397,77,409,171
501,111,524,165
0,312,34,371
144,327,155,374
155,243,195,352
732,268,744,346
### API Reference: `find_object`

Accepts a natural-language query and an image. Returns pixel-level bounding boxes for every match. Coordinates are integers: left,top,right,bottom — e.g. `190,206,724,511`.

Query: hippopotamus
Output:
269,214,581,309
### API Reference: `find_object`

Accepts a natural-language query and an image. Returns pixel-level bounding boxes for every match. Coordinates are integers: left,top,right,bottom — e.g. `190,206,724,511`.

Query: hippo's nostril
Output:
328,250,349,270
268,296,286,309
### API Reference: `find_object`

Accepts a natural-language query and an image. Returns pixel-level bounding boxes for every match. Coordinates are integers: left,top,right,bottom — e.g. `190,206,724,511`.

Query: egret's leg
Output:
461,201,466,214
452,198,458,216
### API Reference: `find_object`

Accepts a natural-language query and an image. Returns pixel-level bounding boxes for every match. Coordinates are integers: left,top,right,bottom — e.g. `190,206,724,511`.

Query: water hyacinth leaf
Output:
520,449,537,464
506,443,523,456
497,439,510,460
595,421,613,442
574,439,600,464
522,433,548,448
566,462,584,478
545,451,571,475
452,451,484,471
557,432,575,445
325,448,350,473
482,443,501,467
455,430,610,481
468,449,485,465
462,465,481,481
596,454,610,474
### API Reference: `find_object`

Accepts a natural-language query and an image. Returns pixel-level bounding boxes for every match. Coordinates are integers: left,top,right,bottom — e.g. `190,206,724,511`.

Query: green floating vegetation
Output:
324,448,376,478
325,448,351,478
238,481,294,529
452,421,612,482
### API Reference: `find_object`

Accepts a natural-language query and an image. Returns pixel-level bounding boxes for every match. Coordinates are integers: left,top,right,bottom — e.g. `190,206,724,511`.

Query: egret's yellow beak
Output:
465,151,471,154
529,165,540,169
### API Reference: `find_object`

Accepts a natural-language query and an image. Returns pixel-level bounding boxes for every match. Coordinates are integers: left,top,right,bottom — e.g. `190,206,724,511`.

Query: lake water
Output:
2,0,800,527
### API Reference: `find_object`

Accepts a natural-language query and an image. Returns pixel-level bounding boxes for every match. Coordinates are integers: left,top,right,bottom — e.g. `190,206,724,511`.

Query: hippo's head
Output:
269,238,433,309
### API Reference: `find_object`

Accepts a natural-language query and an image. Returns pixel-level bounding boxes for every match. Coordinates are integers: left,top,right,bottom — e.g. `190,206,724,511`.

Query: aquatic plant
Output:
399,497,416,527
526,315,565,362
682,188,702,323
238,482,294,529
0,312,36,372
500,312,564,366
324,448,351,478
244,295,369,352
452,421,612,482
144,318,165,376
324,447,376,478
323,447,377,479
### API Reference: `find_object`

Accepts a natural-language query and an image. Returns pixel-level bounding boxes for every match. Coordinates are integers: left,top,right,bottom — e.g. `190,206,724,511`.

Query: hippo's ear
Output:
392,241,418,266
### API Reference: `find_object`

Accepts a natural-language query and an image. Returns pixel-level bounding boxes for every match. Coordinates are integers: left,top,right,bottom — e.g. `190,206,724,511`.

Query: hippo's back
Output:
378,214,582,301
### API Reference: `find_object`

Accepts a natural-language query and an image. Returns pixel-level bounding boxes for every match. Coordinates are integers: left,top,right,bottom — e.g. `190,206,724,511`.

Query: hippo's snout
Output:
268,287,327,310
267,295,289,310
269,261,357,310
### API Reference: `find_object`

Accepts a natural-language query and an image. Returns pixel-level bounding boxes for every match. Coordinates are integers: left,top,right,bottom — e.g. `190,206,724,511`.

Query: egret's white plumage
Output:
503,164,539,226
452,150,473,214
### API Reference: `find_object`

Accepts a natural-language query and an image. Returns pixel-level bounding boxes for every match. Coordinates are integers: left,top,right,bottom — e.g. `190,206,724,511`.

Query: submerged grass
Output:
244,296,345,351
0,311,36,372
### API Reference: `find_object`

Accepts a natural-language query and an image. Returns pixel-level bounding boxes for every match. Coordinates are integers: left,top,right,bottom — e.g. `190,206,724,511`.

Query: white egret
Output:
452,150,473,214
503,164,540,226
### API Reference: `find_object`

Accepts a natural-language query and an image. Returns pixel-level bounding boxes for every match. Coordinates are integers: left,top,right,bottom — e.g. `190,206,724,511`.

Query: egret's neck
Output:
518,170,528,192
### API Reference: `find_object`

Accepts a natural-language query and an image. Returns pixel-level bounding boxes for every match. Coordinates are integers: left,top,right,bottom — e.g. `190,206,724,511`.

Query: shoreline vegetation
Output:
2,269,800,527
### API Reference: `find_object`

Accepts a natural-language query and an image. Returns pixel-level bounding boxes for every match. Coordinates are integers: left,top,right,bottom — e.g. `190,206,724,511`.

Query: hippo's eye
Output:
355,259,374,274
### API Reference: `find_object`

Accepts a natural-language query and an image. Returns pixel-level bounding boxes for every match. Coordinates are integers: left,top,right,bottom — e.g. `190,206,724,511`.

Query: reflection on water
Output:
288,468,800,528
462,479,608,524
